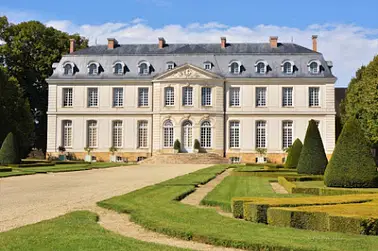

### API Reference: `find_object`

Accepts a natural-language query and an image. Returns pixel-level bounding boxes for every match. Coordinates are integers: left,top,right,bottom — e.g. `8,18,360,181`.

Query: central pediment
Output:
153,64,223,81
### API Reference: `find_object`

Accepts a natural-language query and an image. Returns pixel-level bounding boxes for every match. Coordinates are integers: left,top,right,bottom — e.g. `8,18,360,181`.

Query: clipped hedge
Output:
53,161,87,165
8,163,55,168
0,167,12,172
285,138,303,168
0,132,20,165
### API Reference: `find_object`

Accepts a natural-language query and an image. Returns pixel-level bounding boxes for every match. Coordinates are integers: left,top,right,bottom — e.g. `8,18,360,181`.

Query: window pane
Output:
256,121,266,148
229,121,240,148
63,88,73,107
230,87,240,107
257,62,265,74
256,87,266,107
183,87,193,106
138,88,149,107
112,121,123,148
309,87,320,107
113,88,123,107
163,120,174,147
282,121,293,149
87,121,97,147
115,64,123,74
89,64,98,75
88,88,98,107
165,87,175,106
63,120,72,147
201,87,212,106
282,87,293,107
200,121,212,148
64,64,73,75
138,121,148,148
283,62,292,74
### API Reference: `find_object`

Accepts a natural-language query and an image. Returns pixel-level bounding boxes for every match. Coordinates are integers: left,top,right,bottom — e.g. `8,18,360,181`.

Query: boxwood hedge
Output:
285,138,303,169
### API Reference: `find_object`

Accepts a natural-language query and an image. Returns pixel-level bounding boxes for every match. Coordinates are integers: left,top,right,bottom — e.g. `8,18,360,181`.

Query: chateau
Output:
46,36,336,163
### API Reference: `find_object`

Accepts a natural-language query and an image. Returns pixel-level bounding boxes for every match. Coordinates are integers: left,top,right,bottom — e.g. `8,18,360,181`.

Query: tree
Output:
0,132,20,164
324,117,378,188
297,120,328,175
0,67,34,154
285,138,303,168
341,56,378,146
0,16,88,150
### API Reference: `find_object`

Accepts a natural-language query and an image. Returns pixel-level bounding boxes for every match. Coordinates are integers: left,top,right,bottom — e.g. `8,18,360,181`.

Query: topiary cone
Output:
324,117,378,188
285,138,303,168
0,132,20,165
297,120,328,175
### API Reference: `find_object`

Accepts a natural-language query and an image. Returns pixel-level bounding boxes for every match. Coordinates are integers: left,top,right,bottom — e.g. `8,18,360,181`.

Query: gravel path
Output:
270,182,289,194
0,164,209,232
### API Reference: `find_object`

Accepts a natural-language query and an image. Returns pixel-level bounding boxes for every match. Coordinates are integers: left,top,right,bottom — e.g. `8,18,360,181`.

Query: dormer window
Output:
281,60,294,74
113,62,125,75
308,60,321,74
88,62,100,75
166,62,175,70
229,61,241,74
138,61,150,75
255,60,268,74
204,61,212,70
63,62,74,75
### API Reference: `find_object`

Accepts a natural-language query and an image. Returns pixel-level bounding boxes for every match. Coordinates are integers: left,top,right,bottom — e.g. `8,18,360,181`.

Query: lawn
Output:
201,175,309,212
98,165,378,251
0,162,130,178
0,211,191,251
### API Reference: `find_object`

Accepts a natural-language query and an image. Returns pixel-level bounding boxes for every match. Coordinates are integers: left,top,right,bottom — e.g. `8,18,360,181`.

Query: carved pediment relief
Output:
154,64,222,81
165,68,211,79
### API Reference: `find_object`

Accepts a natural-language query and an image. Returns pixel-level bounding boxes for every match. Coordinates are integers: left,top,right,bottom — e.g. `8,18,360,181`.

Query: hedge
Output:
0,167,12,172
285,138,303,168
324,117,378,188
0,132,20,165
8,163,56,168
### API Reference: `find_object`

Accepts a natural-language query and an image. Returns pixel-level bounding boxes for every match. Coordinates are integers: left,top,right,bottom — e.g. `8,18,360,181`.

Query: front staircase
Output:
140,153,229,164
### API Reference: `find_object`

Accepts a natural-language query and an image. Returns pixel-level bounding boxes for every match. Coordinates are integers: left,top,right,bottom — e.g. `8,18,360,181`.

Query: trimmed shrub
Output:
297,120,328,175
8,163,55,168
0,167,12,172
324,117,378,188
0,132,20,165
285,138,303,168
193,139,200,150
173,139,181,151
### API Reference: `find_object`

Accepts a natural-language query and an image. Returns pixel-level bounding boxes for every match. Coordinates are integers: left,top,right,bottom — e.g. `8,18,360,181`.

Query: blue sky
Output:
1,0,378,86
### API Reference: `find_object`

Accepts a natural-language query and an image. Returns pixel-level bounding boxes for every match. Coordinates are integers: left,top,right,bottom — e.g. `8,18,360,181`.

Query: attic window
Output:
166,62,175,70
138,61,150,75
308,60,321,74
255,60,268,74
204,62,212,70
113,62,125,75
229,61,241,74
281,60,294,74
88,62,100,75
63,63,74,75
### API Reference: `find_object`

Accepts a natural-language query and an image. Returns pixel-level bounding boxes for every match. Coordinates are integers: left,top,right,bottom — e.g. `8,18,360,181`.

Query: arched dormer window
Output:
281,60,294,74
229,61,241,74
166,62,175,70
63,62,75,75
255,60,268,74
203,61,212,70
113,61,125,75
87,62,100,75
308,60,321,74
138,61,150,75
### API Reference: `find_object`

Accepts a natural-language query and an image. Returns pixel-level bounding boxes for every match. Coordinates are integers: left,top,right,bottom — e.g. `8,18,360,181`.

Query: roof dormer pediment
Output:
153,63,223,81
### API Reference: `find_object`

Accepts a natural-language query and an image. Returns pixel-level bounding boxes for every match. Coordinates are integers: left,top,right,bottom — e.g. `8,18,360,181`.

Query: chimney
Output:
158,37,166,49
108,38,118,49
270,36,278,48
312,35,318,52
221,37,227,49
69,39,76,53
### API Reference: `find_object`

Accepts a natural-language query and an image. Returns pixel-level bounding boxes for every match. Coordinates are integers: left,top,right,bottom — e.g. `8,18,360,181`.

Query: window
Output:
229,121,240,148
201,87,212,106
163,120,174,148
230,157,241,164
182,87,193,106
137,156,147,162
309,87,320,107
138,121,148,148
114,63,124,75
200,121,212,148
88,63,98,75
256,121,266,148
138,88,149,107
113,88,123,107
139,62,149,74
229,62,240,74
63,88,73,107
282,121,293,149
204,62,212,70
282,87,293,107
282,61,293,74
256,61,266,74
167,62,175,70
229,87,240,107
87,88,98,107
256,87,267,107
112,121,123,148
165,87,175,106
309,61,319,74
63,64,73,75
87,120,97,148
62,120,72,147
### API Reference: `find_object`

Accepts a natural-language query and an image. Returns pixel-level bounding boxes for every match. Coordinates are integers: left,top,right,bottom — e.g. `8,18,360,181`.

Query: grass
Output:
98,165,378,251
295,180,378,192
201,175,308,212
0,211,191,251
0,162,130,178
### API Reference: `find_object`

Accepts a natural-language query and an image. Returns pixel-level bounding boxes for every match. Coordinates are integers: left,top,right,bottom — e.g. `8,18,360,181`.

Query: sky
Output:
1,0,378,87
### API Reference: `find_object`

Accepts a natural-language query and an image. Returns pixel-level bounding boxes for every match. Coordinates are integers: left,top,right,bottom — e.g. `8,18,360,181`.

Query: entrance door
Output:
182,120,193,153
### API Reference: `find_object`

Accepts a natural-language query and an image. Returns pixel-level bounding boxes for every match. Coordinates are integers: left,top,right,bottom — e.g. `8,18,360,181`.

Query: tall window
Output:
63,64,73,75
138,88,149,107
138,121,148,148
309,87,320,107
200,121,212,148
182,87,193,106
282,87,293,107
165,87,175,106
256,121,266,148
256,87,267,107
229,87,240,107
87,120,97,148
229,121,240,148
113,88,123,107
87,88,98,107
112,121,123,148
88,63,98,75
282,121,293,149
163,120,174,147
201,87,212,106
63,88,73,107
62,120,72,147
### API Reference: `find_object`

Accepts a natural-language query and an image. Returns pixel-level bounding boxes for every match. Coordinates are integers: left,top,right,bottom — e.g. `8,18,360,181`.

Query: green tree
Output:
285,138,303,168
0,16,88,150
0,132,20,164
341,56,378,146
0,67,34,153
324,117,378,188
297,120,328,175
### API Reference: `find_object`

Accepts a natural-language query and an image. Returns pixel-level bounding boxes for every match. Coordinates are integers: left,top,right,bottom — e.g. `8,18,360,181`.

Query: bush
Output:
173,139,181,151
297,120,328,175
324,117,378,188
0,132,20,165
285,138,303,168
8,163,55,168
193,139,200,150
0,167,12,172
